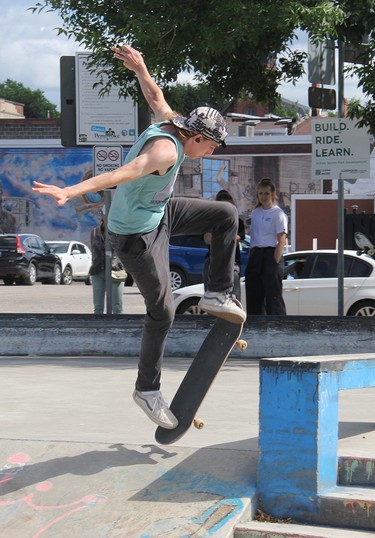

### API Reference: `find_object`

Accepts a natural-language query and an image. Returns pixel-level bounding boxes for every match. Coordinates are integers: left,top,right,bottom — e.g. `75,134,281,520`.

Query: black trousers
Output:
245,247,286,315
109,197,238,391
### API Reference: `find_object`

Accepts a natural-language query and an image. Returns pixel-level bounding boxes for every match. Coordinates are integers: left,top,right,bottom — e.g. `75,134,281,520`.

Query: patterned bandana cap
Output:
171,107,228,148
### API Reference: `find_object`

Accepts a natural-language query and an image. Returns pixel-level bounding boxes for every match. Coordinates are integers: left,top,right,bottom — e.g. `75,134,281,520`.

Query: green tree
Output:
31,0,375,130
346,53,375,132
30,0,341,103
0,79,59,119
164,83,228,115
273,99,300,120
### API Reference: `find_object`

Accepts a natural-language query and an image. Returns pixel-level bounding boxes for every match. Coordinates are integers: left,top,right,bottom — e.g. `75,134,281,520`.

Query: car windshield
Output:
48,243,69,253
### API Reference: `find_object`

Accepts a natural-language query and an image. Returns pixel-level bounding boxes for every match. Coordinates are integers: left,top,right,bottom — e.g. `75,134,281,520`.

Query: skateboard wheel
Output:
236,339,248,350
368,249,375,256
193,418,205,429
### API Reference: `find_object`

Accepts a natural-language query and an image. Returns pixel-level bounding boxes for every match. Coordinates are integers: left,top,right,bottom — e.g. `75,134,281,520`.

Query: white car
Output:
173,250,375,317
46,241,92,285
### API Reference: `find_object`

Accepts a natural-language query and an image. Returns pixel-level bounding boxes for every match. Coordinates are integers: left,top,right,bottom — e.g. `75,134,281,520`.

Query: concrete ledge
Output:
318,486,375,530
0,314,374,357
257,353,375,530
235,520,375,537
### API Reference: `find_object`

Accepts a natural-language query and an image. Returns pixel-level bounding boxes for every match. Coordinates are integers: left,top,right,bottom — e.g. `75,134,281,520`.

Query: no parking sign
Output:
93,145,123,175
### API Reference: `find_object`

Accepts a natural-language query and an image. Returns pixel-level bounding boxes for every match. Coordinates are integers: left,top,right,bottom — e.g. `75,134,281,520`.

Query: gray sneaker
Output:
133,390,178,429
198,291,246,324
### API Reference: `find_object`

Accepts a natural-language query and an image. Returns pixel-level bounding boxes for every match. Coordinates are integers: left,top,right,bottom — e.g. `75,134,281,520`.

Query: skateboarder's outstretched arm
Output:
32,45,177,205
111,44,173,123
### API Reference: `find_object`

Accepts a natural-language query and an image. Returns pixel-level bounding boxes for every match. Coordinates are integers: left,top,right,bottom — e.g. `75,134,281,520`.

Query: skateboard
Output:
354,232,375,257
155,315,247,445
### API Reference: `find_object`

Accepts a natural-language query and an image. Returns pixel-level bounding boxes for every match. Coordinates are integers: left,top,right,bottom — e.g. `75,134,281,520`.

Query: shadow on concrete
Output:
126,439,258,536
339,421,375,439
0,443,177,496
0,438,258,537
130,438,258,503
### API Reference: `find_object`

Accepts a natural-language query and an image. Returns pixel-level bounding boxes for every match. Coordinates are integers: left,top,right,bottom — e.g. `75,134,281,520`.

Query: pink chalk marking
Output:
35,482,53,492
0,453,107,537
32,505,88,538
7,453,30,465
0,492,107,510
30,495,107,538
0,474,13,485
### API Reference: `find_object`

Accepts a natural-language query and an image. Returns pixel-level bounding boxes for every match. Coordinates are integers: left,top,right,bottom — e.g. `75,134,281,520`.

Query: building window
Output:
202,158,230,199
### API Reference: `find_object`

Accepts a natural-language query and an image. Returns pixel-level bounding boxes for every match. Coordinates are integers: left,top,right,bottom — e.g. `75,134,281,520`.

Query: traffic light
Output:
308,86,337,110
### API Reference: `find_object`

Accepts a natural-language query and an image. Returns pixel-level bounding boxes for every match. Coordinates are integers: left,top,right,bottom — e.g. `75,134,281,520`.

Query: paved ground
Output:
0,355,374,537
1,283,375,536
0,280,146,315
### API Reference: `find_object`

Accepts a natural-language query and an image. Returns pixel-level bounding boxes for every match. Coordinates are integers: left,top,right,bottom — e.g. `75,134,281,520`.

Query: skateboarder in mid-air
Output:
32,44,246,430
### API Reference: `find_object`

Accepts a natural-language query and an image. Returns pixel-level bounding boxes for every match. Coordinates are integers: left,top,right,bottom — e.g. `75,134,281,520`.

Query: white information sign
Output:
93,146,123,176
311,118,370,180
76,52,137,146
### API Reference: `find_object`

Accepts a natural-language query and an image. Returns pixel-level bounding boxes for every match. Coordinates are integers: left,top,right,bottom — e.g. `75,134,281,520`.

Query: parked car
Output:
173,250,375,317
169,234,250,291
0,233,62,286
46,241,92,285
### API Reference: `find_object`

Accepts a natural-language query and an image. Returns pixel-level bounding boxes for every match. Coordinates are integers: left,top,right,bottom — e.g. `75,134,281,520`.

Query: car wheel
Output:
24,262,37,285
61,266,73,285
85,275,92,285
176,297,205,315
51,264,62,285
348,300,375,317
43,264,62,285
3,277,15,285
170,267,186,291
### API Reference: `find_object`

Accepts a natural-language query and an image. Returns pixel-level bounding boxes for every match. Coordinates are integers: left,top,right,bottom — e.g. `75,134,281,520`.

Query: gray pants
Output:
109,197,238,391
91,271,124,314
203,257,241,300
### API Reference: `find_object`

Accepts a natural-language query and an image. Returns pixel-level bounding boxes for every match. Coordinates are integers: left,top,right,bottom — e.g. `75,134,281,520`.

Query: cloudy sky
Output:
1,1,81,108
1,1,366,112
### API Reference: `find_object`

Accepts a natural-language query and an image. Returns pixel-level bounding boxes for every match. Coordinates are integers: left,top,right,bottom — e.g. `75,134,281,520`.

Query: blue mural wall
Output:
0,146,115,244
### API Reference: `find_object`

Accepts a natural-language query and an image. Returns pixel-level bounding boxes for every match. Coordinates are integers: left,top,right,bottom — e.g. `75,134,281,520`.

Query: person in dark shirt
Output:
90,212,126,314
203,190,245,300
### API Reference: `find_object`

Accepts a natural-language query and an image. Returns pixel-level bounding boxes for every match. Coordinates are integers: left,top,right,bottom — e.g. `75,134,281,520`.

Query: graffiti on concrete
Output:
0,452,107,538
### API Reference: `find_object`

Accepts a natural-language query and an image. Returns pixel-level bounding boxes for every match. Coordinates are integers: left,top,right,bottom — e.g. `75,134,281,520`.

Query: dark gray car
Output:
0,234,62,285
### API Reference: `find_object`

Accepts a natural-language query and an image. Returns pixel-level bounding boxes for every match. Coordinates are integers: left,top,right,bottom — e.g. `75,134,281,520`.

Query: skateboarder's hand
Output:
111,45,145,74
32,181,70,206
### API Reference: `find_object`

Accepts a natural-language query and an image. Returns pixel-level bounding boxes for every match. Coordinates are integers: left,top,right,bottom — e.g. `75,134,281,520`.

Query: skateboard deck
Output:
354,232,375,256
155,316,246,445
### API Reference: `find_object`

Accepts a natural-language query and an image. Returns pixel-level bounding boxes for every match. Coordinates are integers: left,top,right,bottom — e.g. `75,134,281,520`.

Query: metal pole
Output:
337,173,344,316
104,189,112,315
337,40,345,317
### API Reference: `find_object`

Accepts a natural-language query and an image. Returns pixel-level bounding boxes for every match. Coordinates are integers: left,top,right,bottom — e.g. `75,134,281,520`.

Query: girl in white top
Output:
245,179,288,315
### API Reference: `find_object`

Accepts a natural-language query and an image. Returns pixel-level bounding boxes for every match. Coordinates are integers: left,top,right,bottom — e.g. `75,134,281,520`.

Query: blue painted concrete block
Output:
257,355,375,521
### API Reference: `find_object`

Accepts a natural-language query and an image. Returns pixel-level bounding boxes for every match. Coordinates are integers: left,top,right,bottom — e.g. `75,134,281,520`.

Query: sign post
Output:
75,52,137,146
60,52,137,314
311,117,370,315
92,147,123,315
93,145,123,176
104,190,113,315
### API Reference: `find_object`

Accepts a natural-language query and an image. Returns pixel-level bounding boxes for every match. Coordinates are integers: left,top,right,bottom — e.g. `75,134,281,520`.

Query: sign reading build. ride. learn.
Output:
311,117,370,180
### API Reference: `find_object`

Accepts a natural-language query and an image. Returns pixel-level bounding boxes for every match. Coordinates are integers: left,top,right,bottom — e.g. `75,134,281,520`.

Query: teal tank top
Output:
108,122,185,235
